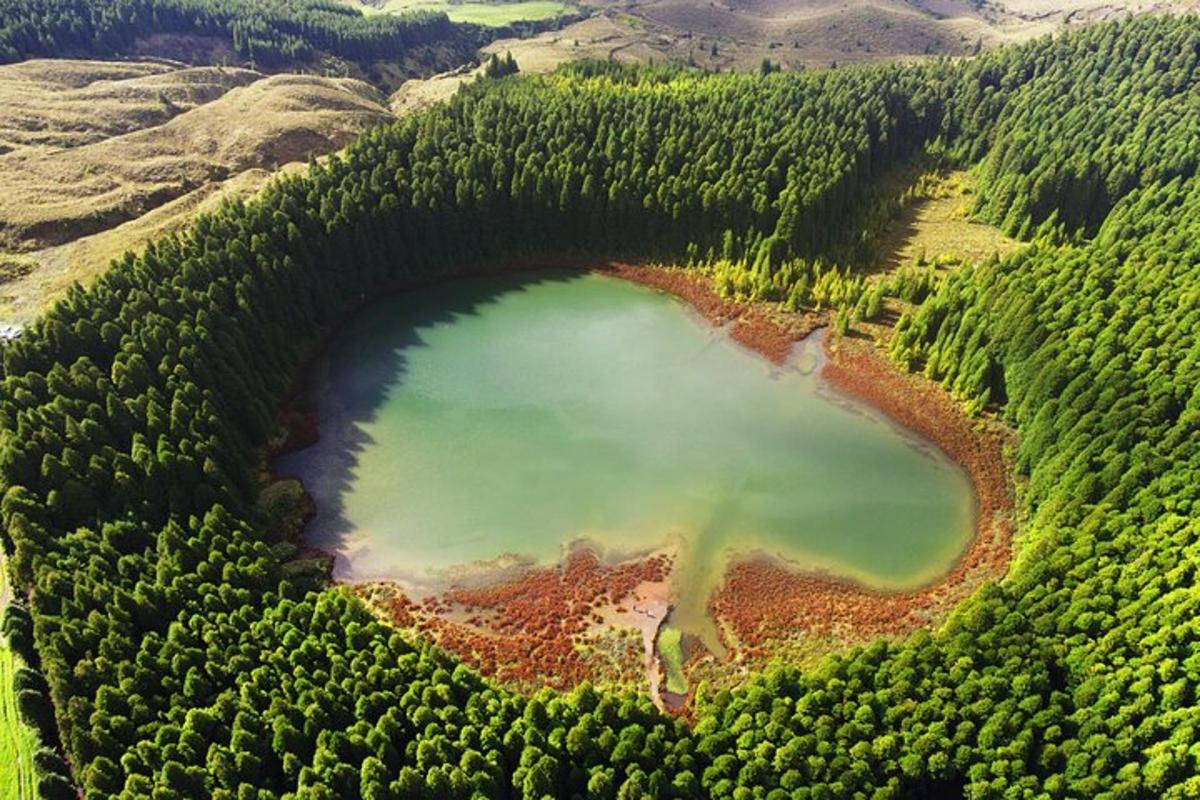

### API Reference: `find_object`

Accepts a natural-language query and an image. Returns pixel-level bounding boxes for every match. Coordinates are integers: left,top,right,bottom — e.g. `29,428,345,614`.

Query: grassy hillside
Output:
0,68,388,252
357,0,570,26
0,554,38,800
872,170,1022,271
474,0,1200,74
0,60,392,325
0,60,262,151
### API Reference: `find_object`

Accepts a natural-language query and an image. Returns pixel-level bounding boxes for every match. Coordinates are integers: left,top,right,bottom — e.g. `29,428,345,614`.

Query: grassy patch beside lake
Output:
657,626,688,695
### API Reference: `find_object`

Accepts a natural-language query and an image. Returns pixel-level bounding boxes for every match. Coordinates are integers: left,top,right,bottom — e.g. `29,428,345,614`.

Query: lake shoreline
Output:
600,263,825,364
601,262,1016,669
268,257,1016,706
708,339,1015,664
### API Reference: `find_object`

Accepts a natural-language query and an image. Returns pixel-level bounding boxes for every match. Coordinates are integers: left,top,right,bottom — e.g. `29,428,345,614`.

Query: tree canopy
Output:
2,13,1200,799
0,0,465,66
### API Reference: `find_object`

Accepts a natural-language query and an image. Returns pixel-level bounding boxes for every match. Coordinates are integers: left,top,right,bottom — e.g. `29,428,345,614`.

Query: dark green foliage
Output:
2,596,34,662
37,773,76,800
13,663,47,694
2,13,1200,799
483,50,518,79
0,0,462,66
945,17,1200,238
17,686,54,738
255,479,309,542
34,745,71,779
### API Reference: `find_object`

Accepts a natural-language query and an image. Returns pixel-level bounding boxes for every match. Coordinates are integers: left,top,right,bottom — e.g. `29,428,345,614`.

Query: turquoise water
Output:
276,272,974,649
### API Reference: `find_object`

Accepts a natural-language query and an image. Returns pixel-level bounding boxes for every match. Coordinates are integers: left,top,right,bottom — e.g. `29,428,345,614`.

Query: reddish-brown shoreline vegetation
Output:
621,264,1015,668
273,258,1017,702
604,264,824,364
358,550,670,689
710,338,1015,663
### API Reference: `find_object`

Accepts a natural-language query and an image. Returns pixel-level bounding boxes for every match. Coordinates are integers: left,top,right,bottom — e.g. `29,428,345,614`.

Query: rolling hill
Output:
466,0,1200,74
0,60,394,325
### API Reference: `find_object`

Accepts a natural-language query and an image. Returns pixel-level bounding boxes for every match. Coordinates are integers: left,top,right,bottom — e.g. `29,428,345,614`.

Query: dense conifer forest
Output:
0,0,463,66
1,12,1199,799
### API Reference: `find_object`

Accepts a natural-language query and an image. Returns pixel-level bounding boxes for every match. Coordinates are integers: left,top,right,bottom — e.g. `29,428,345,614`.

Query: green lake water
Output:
276,272,974,652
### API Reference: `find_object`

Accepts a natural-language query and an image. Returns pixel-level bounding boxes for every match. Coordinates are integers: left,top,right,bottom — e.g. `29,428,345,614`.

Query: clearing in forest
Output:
873,170,1022,270
356,0,569,26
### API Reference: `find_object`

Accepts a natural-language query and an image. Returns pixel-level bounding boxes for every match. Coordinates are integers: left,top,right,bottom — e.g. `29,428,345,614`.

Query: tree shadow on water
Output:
272,269,583,581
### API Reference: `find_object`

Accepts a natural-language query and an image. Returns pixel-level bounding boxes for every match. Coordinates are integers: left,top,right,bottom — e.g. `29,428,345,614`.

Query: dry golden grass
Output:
385,0,1062,75
0,61,394,325
476,0,985,74
494,0,1200,73
873,170,1021,270
481,14,665,69
987,0,1200,23
389,15,659,114
0,60,262,152
629,0,982,63
0,70,390,252
0,165,311,322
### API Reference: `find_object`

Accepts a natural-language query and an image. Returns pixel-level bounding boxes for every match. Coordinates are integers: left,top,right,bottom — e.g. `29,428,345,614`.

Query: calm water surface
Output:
276,272,974,649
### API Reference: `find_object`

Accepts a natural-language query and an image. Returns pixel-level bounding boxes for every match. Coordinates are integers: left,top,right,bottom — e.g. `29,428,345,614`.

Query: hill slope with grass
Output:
471,0,1200,75
0,60,394,326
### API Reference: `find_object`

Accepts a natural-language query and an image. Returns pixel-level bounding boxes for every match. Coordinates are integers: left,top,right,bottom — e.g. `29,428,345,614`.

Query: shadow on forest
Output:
271,269,583,580
867,195,928,275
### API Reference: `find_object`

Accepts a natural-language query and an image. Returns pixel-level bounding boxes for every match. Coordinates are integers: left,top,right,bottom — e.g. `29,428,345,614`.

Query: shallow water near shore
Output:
276,271,974,655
